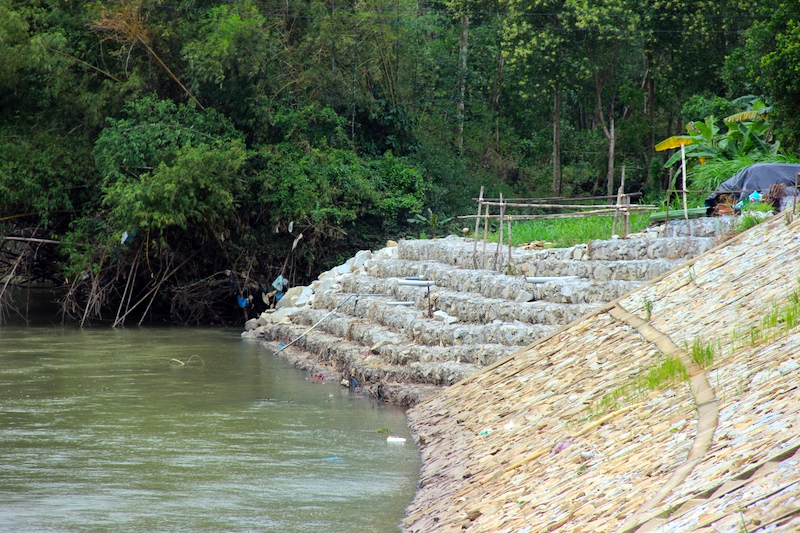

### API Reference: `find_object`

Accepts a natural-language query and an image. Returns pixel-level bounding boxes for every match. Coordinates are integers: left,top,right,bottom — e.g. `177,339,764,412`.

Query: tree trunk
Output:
457,14,469,155
646,51,655,156
552,83,562,195
593,72,616,200
493,43,504,149
645,51,655,181
606,114,615,198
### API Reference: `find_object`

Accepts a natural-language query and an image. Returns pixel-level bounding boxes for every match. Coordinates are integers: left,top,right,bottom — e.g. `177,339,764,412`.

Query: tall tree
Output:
501,0,584,194
728,0,800,145
568,0,644,197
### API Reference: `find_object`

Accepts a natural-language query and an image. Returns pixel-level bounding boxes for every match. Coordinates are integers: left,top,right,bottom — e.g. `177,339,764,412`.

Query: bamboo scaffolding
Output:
466,187,656,272
458,207,655,220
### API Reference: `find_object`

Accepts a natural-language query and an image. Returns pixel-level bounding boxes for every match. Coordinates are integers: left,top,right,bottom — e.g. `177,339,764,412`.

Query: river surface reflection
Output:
0,326,419,532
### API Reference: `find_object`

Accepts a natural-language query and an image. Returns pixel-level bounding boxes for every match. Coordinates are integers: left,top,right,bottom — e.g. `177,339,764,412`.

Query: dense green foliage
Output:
1,0,799,324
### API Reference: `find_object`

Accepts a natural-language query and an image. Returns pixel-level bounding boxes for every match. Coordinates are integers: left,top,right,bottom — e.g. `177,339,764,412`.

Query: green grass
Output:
486,213,651,248
690,337,715,369
588,356,689,418
729,281,800,354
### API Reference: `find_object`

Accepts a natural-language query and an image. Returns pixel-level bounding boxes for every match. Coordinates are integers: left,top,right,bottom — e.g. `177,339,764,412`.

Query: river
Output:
0,325,419,532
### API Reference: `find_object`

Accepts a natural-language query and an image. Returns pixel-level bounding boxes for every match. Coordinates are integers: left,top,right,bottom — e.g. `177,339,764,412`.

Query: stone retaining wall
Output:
243,228,722,405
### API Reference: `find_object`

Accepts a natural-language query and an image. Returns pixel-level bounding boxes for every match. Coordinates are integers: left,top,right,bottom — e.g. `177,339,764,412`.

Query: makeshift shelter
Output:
705,163,800,211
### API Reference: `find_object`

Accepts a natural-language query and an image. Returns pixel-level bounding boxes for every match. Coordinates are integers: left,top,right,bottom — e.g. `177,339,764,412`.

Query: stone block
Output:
263,306,301,323
516,290,533,303
316,276,334,294
352,250,372,271
294,286,314,307
276,286,304,309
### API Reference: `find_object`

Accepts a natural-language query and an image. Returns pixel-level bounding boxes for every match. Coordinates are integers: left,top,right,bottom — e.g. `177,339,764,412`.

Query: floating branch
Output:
169,354,205,366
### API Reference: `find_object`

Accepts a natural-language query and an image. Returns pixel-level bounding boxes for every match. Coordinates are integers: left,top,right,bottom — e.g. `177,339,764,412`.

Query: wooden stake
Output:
481,202,489,269
624,194,631,236
507,220,512,266
493,194,504,271
681,143,691,237
614,166,628,238
473,186,484,269
665,168,673,237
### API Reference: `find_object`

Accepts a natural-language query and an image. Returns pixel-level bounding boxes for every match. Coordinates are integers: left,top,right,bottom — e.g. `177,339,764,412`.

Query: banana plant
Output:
656,104,777,172
407,208,455,239
656,116,722,169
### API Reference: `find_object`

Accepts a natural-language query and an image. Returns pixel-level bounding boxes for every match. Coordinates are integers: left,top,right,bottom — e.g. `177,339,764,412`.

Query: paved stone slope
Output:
404,214,800,533
243,230,715,406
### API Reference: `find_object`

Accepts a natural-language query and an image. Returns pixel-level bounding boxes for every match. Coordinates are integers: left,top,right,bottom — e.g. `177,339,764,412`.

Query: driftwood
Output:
2,236,60,244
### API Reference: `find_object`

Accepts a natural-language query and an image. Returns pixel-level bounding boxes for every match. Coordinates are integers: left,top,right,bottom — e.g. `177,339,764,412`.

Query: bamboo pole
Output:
80,254,106,328
472,193,643,202
472,186,484,269
507,220,512,266
681,143,692,237
481,201,489,269
664,168,672,237
493,194,504,271
0,242,27,322
477,201,644,210
624,194,631,236
613,166,627,238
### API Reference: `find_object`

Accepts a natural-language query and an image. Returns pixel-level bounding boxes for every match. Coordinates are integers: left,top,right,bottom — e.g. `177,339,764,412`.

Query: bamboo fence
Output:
460,174,657,270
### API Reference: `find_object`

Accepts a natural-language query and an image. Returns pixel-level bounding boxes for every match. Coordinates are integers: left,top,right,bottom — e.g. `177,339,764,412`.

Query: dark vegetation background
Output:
2,0,800,325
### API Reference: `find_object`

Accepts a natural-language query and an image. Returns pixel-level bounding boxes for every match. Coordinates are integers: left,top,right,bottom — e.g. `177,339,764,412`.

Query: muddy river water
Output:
0,326,419,532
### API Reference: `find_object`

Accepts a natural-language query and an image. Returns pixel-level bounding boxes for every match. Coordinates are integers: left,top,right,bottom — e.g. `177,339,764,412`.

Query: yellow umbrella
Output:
654,136,694,152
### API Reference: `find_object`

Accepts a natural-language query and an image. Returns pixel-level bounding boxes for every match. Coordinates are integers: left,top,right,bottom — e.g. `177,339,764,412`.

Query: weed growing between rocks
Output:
588,282,800,420
588,357,689,418
730,281,800,353
690,338,715,369
644,299,654,322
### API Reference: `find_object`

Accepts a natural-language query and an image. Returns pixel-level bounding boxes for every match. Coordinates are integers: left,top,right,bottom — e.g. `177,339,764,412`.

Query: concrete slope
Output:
404,213,800,533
